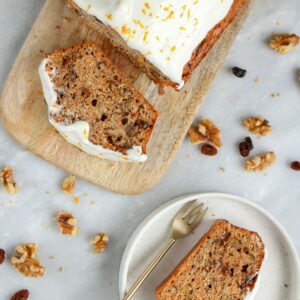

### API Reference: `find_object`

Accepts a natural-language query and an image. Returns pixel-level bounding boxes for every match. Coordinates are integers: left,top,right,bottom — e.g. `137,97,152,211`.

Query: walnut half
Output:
91,233,109,254
56,211,78,236
269,34,299,54
0,166,18,194
244,152,276,172
243,117,272,137
11,244,45,278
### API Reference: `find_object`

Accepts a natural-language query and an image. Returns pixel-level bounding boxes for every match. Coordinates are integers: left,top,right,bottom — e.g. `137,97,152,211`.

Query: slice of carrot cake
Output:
39,42,158,162
156,220,265,300
68,0,248,89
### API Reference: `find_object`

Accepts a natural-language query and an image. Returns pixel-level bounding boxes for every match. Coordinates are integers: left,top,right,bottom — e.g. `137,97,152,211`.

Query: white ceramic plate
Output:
119,193,300,300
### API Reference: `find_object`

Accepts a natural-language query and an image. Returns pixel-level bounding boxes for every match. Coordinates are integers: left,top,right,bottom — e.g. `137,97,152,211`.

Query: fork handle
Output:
123,238,176,300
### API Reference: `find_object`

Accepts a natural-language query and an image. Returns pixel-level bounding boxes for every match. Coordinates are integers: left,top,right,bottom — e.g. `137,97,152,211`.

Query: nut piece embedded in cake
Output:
56,211,78,235
62,175,76,194
0,166,18,194
243,117,272,137
244,151,276,172
269,34,299,54
11,244,45,278
91,233,109,254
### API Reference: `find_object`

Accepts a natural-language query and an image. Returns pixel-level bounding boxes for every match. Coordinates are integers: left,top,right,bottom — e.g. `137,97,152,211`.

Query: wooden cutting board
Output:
0,0,253,195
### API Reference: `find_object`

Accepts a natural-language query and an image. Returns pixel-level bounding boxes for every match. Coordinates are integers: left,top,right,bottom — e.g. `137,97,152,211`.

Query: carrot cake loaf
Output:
156,220,265,300
69,0,247,89
39,42,158,162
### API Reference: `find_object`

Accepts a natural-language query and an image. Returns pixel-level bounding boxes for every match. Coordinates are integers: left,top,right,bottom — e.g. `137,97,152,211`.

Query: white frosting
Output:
73,0,234,87
39,58,147,162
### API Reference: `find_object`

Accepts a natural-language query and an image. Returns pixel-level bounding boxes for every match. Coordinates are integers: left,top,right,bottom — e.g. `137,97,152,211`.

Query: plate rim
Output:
119,192,300,299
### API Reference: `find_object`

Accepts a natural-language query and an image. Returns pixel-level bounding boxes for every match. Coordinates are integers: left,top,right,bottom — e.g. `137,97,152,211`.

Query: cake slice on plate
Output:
68,0,247,89
156,220,265,300
39,42,158,162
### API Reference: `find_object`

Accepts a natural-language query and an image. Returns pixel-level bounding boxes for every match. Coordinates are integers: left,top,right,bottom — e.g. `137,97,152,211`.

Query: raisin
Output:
100,114,107,121
91,99,98,106
201,144,218,156
291,161,300,171
10,289,29,300
0,249,5,264
232,67,247,78
239,137,253,157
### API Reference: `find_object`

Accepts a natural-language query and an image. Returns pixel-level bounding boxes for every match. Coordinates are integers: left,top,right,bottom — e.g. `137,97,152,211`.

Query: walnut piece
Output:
269,34,299,54
0,166,18,194
11,244,45,278
56,211,78,235
198,119,222,148
91,233,109,254
62,175,76,194
244,152,276,172
243,117,272,136
187,127,206,144
187,119,222,147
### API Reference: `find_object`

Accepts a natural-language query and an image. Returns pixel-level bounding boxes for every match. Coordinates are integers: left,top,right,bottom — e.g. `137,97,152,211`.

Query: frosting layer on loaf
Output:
39,58,147,162
73,0,234,87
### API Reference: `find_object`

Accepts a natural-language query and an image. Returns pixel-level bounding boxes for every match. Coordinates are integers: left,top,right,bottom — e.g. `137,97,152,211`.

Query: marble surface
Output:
0,0,299,299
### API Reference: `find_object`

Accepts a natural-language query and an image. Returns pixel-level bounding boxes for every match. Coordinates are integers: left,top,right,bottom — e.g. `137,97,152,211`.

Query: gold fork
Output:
123,200,208,300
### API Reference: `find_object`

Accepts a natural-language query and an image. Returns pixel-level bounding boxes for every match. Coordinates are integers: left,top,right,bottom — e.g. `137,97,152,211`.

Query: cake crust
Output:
156,220,265,300
68,0,247,89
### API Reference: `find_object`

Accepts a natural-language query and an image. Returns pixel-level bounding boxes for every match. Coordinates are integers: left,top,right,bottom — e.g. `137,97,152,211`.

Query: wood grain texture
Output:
0,0,254,195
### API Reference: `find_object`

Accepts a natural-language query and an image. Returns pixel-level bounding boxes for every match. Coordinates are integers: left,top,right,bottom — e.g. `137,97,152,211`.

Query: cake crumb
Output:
57,266,63,272
271,92,280,97
73,196,80,204
253,76,259,83
284,284,289,288
219,167,225,172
